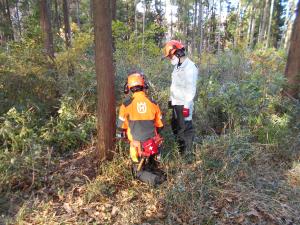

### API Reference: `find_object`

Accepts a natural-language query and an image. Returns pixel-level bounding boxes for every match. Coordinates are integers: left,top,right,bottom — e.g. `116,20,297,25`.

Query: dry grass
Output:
1,132,300,225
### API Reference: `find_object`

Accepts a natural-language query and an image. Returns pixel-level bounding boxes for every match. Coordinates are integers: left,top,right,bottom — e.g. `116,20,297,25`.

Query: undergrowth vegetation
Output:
0,21,300,224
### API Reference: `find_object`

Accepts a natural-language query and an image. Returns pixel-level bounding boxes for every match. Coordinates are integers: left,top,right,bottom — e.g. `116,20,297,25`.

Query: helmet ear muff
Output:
124,82,129,94
175,48,185,58
142,75,149,89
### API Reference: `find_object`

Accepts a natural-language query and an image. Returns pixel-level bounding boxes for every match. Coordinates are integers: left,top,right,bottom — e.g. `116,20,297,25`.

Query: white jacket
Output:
170,57,198,121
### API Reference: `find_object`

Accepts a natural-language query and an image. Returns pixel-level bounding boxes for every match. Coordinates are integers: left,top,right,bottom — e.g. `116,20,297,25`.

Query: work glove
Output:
182,108,190,117
116,129,127,139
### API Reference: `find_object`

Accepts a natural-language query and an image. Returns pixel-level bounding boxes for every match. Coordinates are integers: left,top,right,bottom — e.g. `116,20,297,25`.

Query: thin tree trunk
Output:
54,0,61,32
40,0,54,58
266,0,275,47
63,0,71,48
15,0,21,38
142,0,145,61
197,0,203,58
284,0,300,99
258,0,270,44
93,0,116,161
76,0,80,29
111,0,116,20
247,4,253,46
191,0,198,55
217,0,222,54
249,9,256,48
134,0,138,39
63,0,74,76
1,0,14,41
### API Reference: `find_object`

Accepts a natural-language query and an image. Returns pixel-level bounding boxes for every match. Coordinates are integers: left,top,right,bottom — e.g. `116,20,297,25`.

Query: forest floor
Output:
1,139,300,225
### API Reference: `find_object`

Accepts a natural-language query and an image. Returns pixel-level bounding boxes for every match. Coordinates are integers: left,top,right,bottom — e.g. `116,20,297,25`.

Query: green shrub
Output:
0,108,44,190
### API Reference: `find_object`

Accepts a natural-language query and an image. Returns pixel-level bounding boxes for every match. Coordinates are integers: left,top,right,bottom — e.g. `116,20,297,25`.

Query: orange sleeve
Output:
154,104,163,128
117,104,128,129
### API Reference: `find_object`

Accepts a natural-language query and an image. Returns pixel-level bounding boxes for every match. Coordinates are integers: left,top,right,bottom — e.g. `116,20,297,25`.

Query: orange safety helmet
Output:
127,73,145,89
163,40,185,58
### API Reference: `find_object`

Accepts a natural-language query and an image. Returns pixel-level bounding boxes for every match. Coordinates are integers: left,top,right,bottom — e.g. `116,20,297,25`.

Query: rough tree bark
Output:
63,0,74,76
266,0,275,47
197,0,203,58
93,0,116,161
40,0,54,58
284,0,300,99
111,0,116,20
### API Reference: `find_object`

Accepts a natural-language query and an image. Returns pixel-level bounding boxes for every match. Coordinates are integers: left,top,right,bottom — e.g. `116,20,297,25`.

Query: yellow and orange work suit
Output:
117,91,163,162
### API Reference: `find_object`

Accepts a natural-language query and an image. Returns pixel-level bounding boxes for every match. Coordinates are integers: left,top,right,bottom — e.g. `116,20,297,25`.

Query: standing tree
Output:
0,0,14,41
40,0,54,58
284,0,300,99
62,0,74,76
93,0,116,161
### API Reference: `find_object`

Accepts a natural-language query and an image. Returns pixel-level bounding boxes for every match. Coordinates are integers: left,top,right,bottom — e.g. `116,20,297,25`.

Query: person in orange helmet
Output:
163,40,199,154
117,72,165,186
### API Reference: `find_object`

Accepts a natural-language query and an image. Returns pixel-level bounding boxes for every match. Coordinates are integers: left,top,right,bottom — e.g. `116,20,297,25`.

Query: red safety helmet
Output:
163,40,185,58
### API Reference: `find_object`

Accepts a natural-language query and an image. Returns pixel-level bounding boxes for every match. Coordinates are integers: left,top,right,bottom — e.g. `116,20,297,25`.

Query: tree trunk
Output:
197,0,203,58
40,0,54,58
258,0,270,44
234,2,241,48
249,9,256,48
15,0,21,39
54,0,61,32
63,0,74,76
191,0,198,55
76,0,80,29
0,0,14,41
134,0,138,39
217,0,222,54
93,0,116,161
247,4,253,47
284,0,300,99
111,0,116,20
63,0,71,48
266,0,275,47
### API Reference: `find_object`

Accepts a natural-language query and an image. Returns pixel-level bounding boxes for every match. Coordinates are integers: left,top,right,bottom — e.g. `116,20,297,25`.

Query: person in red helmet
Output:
163,40,199,154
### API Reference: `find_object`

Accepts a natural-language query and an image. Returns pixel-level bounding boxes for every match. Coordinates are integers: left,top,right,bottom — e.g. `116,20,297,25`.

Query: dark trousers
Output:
171,105,195,153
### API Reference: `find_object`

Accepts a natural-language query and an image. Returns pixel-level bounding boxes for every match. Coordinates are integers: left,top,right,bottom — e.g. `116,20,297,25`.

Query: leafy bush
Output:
41,97,96,152
0,108,43,190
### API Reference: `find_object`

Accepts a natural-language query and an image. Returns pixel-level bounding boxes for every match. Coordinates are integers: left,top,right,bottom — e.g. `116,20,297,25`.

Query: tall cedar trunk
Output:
54,0,61,32
89,0,93,24
40,0,54,58
93,0,115,161
266,0,275,47
246,4,253,46
0,0,14,41
197,0,203,57
63,0,71,48
217,0,221,53
249,8,256,48
15,0,21,38
76,0,80,28
63,0,74,76
134,0,138,39
111,0,116,20
234,2,241,48
280,0,291,49
258,0,270,44
284,0,300,99
191,0,198,55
